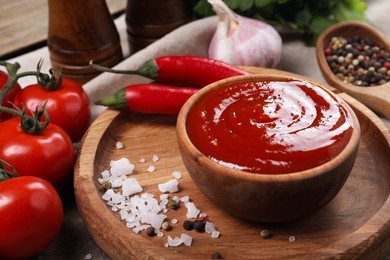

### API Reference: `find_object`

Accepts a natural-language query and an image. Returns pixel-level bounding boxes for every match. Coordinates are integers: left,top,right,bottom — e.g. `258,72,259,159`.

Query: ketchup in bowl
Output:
186,79,355,174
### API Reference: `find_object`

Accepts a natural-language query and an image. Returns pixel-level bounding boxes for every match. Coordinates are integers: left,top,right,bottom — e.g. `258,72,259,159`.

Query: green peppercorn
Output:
260,229,271,239
183,220,193,230
100,180,112,192
167,199,179,210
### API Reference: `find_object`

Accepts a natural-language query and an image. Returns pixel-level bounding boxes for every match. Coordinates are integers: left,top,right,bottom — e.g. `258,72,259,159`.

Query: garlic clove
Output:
208,0,282,68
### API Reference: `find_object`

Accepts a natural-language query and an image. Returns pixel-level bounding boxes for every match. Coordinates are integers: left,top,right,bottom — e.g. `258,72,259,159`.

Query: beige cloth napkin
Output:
3,0,390,127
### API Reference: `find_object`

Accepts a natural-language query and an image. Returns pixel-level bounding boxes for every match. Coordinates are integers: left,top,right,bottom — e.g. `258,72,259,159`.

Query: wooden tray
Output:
74,68,390,259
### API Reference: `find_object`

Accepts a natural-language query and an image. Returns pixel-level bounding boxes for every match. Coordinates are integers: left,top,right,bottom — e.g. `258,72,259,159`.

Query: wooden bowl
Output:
316,21,390,119
176,74,361,223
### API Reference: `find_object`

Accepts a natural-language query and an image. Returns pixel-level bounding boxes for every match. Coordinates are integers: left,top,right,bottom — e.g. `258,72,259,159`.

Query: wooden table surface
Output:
1,0,126,259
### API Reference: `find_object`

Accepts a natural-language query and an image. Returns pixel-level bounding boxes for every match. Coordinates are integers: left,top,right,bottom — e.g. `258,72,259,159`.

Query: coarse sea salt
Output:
166,234,193,247
158,179,179,193
205,221,216,234
211,231,220,238
116,141,124,149
122,178,143,197
147,165,156,173
152,155,159,162
110,158,135,176
184,201,200,219
98,154,221,247
172,171,182,179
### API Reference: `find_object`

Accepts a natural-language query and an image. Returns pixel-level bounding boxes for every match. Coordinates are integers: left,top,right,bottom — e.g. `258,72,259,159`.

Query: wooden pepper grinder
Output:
47,0,123,85
125,0,193,54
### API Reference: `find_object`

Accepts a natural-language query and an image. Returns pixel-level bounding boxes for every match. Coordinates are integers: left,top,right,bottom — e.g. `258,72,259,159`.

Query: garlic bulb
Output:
208,0,282,67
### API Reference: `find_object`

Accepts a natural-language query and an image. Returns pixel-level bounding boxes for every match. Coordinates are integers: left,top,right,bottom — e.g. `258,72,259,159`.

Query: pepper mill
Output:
125,0,193,54
47,0,123,85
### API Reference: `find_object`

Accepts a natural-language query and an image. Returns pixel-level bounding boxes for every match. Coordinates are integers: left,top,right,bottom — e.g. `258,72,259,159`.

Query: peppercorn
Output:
183,220,193,230
100,180,112,192
193,219,206,232
260,230,271,239
162,221,171,231
324,36,390,87
167,199,179,210
211,252,223,259
146,226,156,237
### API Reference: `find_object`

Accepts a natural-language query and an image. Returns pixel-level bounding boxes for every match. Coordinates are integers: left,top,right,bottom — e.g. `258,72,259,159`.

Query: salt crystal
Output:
157,231,164,237
205,221,216,234
147,165,156,173
101,170,110,179
158,179,179,193
111,193,125,204
211,231,220,238
152,155,159,162
116,141,124,149
172,171,182,179
167,236,182,247
141,192,154,199
84,254,92,260
102,189,115,201
140,158,146,163
110,158,135,176
185,202,200,218
199,212,207,218
180,196,190,203
171,218,178,224
122,178,143,197
143,213,167,229
160,194,169,200
289,236,296,242
180,233,193,246
111,178,123,188
132,227,142,234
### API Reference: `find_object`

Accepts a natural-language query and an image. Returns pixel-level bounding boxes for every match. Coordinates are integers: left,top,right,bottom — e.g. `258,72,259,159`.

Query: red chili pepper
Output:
95,83,198,115
90,56,250,87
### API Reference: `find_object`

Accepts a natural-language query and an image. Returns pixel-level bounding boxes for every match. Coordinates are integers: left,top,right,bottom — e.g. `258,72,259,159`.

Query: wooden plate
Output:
74,68,390,259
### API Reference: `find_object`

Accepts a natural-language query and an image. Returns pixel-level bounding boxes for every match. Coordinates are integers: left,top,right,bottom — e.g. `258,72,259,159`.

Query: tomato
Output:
0,176,63,259
13,78,91,142
0,117,75,188
0,70,22,121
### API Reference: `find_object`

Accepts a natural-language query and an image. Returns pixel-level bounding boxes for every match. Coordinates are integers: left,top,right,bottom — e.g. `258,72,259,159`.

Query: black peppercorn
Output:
193,219,206,232
211,252,223,259
146,226,156,237
183,220,193,230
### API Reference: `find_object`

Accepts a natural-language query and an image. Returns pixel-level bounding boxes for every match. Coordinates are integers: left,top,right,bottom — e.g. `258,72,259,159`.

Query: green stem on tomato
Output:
0,159,18,182
0,60,51,134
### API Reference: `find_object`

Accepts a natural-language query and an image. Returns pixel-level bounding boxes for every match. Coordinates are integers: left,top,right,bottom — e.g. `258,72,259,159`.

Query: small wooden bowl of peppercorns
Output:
316,21,390,119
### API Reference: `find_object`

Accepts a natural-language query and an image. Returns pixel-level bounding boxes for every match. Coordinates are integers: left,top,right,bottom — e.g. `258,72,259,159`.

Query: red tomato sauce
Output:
186,79,354,174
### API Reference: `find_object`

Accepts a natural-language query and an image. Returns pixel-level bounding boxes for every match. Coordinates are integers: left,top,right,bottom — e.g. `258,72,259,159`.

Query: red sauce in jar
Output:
186,79,354,174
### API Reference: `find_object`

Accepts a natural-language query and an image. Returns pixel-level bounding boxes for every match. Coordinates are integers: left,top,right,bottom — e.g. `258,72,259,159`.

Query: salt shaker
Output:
125,0,193,54
47,0,123,85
